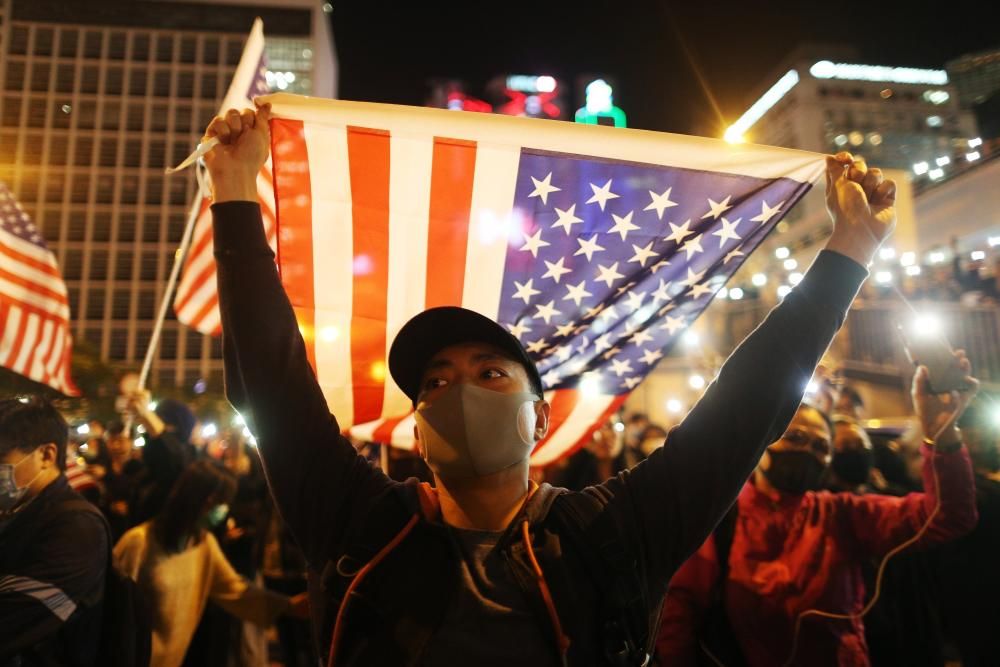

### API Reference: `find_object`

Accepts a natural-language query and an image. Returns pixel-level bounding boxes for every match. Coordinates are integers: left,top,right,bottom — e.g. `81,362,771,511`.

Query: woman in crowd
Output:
114,459,308,667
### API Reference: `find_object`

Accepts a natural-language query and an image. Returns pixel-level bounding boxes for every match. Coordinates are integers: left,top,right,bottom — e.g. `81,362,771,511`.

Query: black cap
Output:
388,306,543,403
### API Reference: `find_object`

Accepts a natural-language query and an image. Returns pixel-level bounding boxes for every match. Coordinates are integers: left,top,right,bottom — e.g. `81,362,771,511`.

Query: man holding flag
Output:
203,102,894,665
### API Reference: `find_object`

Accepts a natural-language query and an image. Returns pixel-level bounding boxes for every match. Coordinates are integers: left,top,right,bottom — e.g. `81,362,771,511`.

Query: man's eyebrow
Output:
424,352,513,372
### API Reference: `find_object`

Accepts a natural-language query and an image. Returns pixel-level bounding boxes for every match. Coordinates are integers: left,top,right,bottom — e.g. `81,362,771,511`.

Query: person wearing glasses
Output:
657,360,979,667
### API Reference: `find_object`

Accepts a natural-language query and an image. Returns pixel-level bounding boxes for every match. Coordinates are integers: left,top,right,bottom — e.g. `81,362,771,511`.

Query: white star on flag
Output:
679,235,704,259
660,315,685,334
563,280,593,307
594,333,614,353
751,200,784,225
611,358,633,377
507,321,532,338
519,228,550,257
528,172,560,205
526,338,549,354
595,262,625,288
712,217,742,247
624,290,646,311
644,187,678,219
724,248,745,264
640,348,664,365
651,279,672,304
689,281,714,298
541,369,562,386
596,304,619,326
702,196,733,220
608,211,640,241
628,242,658,267
574,234,605,261
650,258,671,274
512,278,541,304
622,377,643,390
554,322,577,338
542,257,572,283
551,204,583,235
553,344,573,362
533,300,561,324
630,329,655,346
586,179,620,210
664,219,696,245
679,266,707,288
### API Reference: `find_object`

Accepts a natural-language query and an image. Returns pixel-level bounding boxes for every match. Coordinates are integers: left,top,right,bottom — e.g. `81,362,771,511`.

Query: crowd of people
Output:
2,104,996,667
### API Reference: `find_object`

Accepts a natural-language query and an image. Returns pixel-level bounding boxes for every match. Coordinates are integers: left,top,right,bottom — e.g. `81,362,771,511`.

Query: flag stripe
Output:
381,133,435,418
0,277,68,320
530,394,627,467
531,388,581,457
0,228,59,272
301,121,355,424
426,138,477,309
29,319,55,386
12,312,41,374
272,118,317,373
0,233,61,278
0,301,21,365
460,143,522,318
346,126,392,425
373,414,410,444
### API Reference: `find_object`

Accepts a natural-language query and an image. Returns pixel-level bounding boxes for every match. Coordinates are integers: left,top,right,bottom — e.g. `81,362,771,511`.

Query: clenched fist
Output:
823,151,897,267
202,103,272,203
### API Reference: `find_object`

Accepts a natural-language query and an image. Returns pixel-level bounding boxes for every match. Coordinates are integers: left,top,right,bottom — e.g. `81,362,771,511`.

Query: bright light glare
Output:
809,60,948,85
971,250,986,261
784,258,798,271
879,247,896,260
725,70,800,142
201,423,217,438
928,168,944,180
729,287,744,300
148,401,158,411
905,265,922,276
321,326,340,342
969,137,983,148
76,424,90,436
613,421,625,433
135,437,146,448
805,381,819,395
233,413,245,426
966,151,981,162
989,237,1000,247
717,287,729,299
775,247,790,259
913,313,942,336
913,162,929,175
683,331,700,347
789,272,804,285
580,375,601,398
777,285,792,298
688,374,706,390
752,273,767,286
936,156,951,167
875,271,893,284
929,251,946,264
900,251,916,266
666,399,683,414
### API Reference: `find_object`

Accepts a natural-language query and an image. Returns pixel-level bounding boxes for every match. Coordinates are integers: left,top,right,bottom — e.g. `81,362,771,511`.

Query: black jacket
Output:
0,476,107,666
212,201,867,665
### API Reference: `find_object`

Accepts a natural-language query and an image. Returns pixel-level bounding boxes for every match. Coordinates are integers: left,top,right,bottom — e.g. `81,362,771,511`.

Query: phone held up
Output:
896,322,968,394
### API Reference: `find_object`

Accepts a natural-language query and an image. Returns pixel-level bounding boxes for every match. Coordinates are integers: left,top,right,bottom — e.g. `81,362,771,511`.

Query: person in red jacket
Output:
657,362,979,667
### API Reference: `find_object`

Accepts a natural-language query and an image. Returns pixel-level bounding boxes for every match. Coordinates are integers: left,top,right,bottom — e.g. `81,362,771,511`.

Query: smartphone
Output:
896,324,968,394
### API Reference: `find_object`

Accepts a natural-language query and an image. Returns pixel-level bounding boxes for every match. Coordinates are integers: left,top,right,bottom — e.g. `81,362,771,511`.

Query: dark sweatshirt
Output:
212,201,869,665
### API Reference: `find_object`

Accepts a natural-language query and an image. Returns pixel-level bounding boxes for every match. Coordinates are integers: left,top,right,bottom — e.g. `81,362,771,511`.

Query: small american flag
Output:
0,181,77,395
173,18,276,335
263,95,824,465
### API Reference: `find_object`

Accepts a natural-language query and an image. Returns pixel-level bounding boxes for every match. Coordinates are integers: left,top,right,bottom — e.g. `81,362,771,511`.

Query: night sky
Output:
329,0,995,138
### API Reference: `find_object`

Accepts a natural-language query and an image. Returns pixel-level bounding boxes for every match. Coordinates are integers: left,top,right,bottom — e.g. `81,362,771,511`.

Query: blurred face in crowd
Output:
0,443,59,512
106,433,133,460
758,405,832,495
639,426,669,457
831,421,874,487
588,421,624,460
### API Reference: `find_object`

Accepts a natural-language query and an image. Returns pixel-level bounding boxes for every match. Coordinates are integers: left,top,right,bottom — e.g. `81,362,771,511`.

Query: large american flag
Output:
262,94,824,466
173,18,275,334
0,181,77,395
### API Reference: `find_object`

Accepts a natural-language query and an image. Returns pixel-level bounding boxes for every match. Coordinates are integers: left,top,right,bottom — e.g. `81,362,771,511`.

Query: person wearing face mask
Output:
935,398,1000,666
657,360,980,667
0,397,108,666
206,102,898,665
826,416,876,494
113,460,308,667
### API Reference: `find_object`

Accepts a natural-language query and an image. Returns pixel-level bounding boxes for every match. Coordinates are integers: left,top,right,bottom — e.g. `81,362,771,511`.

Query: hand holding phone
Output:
897,324,969,394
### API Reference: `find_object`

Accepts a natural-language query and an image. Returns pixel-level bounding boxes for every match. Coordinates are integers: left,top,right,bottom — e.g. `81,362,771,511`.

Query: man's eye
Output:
425,378,447,390
482,369,506,380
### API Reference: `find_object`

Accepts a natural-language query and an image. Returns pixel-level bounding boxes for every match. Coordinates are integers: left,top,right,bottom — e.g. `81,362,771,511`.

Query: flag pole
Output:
137,165,209,392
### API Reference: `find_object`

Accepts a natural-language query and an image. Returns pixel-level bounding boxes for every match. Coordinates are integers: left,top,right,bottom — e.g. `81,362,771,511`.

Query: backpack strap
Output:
550,490,653,667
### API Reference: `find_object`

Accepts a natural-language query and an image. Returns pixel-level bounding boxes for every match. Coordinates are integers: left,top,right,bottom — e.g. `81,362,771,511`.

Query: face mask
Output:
0,450,43,513
831,448,874,486
414,383,540,478
762,449,827,495
203,503,229,528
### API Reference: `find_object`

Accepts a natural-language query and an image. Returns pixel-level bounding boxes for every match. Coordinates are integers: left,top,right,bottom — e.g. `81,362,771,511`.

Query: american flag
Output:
173,18,275,334
263,94,824,465
0,181,77,395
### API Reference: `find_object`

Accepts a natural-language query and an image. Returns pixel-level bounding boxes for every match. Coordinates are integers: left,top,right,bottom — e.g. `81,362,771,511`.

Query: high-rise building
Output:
724,45,979,176
947,47,1000,108
0,0,336,394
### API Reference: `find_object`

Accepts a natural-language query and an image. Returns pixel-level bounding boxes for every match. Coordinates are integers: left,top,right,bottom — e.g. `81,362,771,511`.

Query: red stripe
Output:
425,137,477,308
373,414,410,444
3,304,30,368
270,118,317,371
0,241,60,278
0,265,68,305
531,389,581,457
346,126,391,424
539,395,628,467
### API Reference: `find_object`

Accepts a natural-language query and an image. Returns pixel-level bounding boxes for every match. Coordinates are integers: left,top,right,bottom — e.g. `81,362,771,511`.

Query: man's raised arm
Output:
616,152,896,583
205,105,393,563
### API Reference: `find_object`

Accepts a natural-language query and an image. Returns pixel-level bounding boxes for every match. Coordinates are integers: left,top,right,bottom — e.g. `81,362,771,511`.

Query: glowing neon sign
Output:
809,60,948,85
575,79,626,127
